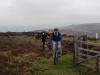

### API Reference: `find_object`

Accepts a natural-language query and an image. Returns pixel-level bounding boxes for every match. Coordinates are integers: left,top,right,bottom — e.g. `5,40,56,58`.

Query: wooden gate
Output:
73,34,100,72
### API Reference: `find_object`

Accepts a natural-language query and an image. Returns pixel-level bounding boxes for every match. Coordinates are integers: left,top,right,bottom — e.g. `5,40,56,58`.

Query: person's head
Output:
46,29,50,33
46,29,51,34
54,28,59,33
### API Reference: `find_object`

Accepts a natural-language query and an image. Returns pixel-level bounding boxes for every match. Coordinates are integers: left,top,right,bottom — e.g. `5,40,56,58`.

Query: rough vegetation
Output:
0,32,100,75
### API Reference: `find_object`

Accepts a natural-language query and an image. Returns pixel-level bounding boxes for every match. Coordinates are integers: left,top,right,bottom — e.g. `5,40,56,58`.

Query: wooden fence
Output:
73,34,100,72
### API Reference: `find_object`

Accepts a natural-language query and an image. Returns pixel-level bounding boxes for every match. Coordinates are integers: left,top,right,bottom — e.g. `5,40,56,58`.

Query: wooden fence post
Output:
74,34,78,65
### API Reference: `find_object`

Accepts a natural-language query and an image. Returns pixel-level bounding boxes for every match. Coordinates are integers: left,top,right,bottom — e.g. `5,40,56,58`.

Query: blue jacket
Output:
49,32,63,45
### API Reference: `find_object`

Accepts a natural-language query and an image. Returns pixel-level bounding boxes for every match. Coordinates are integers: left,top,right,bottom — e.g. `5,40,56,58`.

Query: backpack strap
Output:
52,32,60,41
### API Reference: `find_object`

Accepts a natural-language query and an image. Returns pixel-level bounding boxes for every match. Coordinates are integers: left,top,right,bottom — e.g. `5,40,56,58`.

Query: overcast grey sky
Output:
0,0,100,31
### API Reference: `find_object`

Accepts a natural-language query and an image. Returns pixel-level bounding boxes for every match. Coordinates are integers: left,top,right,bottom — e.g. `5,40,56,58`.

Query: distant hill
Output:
60,23,100,37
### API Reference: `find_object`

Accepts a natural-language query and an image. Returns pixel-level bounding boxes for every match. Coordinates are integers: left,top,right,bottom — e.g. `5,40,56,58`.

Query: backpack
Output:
41,32,47,39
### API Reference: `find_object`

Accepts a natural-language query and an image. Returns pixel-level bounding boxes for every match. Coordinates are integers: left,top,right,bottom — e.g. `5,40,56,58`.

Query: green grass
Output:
34,54,89,75
11,53,91,75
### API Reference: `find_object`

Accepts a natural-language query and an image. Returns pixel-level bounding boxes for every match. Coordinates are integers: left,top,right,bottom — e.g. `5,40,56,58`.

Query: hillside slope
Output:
61,23,100,37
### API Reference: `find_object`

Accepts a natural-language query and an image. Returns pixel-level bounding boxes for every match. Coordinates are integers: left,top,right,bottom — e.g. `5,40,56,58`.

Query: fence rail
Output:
78,47,100,54
78,40,100,46
73,34,100,72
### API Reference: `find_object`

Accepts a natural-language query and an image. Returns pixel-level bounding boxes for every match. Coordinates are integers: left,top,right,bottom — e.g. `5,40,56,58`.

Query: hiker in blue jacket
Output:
49,28,63,56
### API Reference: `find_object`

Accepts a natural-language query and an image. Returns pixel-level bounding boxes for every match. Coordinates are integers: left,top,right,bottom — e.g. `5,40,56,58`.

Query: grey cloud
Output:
0,0,100,31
